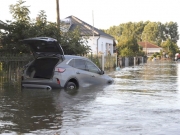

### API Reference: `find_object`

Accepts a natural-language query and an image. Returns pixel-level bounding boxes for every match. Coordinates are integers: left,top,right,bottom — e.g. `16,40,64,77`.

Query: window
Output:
86,61,100,74
68,59,75,67
74,59,86,70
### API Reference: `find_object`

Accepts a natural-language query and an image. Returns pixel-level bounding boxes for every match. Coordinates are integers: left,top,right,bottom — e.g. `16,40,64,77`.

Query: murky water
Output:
0,60,180,135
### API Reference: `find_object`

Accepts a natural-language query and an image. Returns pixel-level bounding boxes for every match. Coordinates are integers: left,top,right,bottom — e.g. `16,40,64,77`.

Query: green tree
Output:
0,0,90,55
9,0,30,22
117,35,139,57
156,22,165,46
104,22,147,57
141,22,159,44
134,21,146,42
103,21,179,55
0,0,31,53
36,10,47,25
164,22,179,43
60,28,90,55
161,39,178,58
0,21,31,53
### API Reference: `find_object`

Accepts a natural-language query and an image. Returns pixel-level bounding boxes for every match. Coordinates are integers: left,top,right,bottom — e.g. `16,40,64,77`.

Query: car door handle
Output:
91,75,95,77
76,72,80,74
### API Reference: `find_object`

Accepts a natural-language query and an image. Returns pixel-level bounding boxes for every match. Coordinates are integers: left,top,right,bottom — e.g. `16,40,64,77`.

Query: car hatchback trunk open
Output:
21,37,113,90
26,58,59,79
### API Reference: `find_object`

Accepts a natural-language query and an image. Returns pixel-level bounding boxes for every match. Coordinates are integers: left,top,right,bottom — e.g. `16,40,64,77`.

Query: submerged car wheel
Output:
65,82,77,91
65,82,78,95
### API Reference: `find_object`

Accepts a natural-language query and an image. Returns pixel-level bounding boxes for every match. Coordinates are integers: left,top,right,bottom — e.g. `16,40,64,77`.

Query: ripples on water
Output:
0,61,180,135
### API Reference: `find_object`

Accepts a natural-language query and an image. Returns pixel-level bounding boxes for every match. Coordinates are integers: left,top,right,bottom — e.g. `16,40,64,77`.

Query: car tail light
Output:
55,67,66,73
56,78,60,84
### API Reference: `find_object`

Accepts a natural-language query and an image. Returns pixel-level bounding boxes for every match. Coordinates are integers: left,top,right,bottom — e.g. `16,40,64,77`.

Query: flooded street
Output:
1,60,180,135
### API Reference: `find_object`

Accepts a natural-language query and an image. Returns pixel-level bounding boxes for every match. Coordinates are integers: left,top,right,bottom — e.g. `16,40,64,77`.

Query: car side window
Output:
74,59,86,70
68,59,75,67
86,61,100,74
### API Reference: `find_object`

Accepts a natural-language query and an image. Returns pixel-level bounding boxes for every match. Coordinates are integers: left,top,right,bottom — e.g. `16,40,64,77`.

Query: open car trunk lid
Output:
22,37,64,58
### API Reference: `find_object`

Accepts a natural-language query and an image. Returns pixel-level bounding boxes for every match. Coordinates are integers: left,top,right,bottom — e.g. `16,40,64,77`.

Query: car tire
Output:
65,82,77,91
64,82,78,95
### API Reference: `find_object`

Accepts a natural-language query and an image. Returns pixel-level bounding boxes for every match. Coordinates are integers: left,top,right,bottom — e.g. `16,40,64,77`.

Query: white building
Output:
61,16,115,56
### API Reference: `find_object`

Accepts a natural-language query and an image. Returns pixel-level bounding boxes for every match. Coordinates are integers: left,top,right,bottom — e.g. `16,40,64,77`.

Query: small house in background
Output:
138,42,162,57
61,16,115,56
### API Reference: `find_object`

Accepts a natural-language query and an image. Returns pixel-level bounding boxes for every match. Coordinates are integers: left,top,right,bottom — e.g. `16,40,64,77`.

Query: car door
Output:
73,59,94,87
85,60,106,84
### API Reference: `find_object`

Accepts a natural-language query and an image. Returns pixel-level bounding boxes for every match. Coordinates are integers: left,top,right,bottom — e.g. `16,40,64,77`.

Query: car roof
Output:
64,55,89,60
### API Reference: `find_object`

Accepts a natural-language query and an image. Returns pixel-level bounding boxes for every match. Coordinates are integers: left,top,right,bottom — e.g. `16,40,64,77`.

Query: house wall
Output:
85,36,114,55
85,36,99,54
143,48,162,54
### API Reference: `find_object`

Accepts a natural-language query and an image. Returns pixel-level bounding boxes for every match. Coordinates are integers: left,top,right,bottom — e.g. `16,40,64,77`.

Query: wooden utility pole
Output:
92,10,95,54
56,0,60,28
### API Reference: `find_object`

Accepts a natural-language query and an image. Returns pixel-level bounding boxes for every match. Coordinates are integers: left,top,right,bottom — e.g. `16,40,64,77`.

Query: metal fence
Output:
86,54,147,71
85,54,117,72
0,53,33,88
0,53,147,87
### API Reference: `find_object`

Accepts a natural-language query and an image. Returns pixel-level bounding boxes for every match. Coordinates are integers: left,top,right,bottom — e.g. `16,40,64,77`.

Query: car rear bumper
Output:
21,79,62,89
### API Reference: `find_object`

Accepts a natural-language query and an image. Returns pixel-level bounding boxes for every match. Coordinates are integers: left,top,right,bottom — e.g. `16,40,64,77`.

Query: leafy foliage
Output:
0,0,90,55
161,39,178,57
10,0,30,22
117,36,140,57
103,21,179,57
142,22,159,44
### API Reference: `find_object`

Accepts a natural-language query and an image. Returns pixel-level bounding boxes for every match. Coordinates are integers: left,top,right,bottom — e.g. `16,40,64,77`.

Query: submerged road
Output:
0,60,180,135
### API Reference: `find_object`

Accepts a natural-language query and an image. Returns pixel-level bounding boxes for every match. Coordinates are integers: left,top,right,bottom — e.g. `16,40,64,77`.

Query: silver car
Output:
21,37,114,90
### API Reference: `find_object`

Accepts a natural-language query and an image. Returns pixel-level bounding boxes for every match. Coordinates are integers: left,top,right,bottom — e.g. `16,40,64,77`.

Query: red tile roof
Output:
138,42,161,48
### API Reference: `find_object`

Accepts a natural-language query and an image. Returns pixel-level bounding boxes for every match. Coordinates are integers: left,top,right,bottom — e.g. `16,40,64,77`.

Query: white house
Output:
61,16,115,56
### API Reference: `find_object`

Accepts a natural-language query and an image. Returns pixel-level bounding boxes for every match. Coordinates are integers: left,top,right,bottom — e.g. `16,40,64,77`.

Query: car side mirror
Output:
99,70,104,75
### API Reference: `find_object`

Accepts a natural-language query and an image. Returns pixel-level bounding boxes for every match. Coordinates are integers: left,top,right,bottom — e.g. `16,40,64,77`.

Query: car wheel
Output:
65,82,78,95
65,82,77,91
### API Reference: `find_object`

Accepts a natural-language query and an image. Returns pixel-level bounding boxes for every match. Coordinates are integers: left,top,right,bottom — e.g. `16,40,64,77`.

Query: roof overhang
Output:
0,20,8,29
100,35,114,40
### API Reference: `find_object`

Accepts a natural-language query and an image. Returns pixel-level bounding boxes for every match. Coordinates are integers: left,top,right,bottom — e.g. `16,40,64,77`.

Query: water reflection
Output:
1,61,180,135
0,84,104,134
1,88,61,133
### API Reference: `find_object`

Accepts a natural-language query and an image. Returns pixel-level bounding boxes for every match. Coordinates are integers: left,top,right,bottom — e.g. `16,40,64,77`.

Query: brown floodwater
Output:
0,60,180,135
